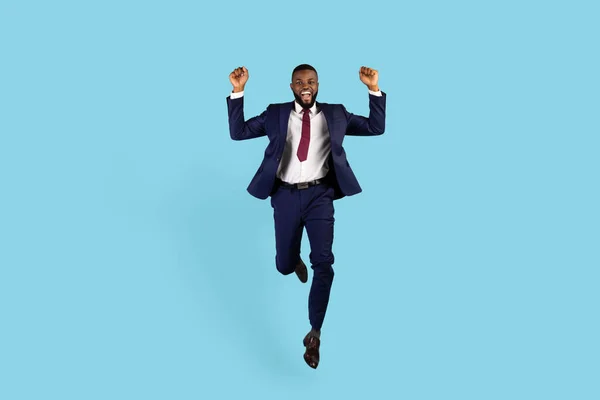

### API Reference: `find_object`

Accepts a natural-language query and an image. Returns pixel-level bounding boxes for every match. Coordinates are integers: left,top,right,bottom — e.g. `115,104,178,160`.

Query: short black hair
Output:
292,64,318,80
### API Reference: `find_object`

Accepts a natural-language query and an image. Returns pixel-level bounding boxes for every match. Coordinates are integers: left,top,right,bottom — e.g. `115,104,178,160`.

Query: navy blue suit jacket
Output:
226,92,386,200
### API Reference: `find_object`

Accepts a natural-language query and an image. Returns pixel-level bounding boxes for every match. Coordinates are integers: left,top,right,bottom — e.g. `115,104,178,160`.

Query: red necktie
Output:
297,109,310,162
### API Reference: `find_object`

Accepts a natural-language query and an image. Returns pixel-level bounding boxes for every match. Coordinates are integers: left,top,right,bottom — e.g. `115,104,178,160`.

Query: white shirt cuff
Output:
230,91,244,99
368,90,382,97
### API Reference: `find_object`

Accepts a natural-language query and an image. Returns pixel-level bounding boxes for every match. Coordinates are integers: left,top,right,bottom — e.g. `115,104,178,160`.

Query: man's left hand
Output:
359,66,379,92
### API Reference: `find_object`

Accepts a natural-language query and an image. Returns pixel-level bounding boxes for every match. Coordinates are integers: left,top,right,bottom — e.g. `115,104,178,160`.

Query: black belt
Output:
277,178,326,190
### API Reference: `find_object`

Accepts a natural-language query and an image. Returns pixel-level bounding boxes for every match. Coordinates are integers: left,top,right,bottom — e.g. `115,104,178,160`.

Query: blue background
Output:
1,1,598,399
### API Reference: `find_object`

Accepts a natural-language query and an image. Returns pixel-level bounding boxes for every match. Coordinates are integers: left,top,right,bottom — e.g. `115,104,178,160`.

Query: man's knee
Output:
313,263,334,282
275,254,297,275
310,251,334,268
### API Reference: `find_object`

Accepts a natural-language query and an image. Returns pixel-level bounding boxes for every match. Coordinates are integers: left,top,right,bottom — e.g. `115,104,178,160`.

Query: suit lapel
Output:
279,102,294,138
319,103,336,142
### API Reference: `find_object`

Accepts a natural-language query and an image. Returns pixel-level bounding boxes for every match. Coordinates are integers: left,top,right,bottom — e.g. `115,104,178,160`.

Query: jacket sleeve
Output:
344,92,387,136
226,95,268,141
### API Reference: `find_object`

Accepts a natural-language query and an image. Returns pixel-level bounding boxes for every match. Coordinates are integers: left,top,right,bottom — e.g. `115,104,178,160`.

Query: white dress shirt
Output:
230,89,382,184
277,101,330,183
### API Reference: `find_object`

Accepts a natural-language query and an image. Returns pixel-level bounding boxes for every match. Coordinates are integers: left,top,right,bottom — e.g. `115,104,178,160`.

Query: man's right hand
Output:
229,66,249,93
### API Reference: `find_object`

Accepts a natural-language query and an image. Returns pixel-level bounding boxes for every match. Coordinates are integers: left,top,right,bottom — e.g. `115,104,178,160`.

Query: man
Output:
226,64,386,369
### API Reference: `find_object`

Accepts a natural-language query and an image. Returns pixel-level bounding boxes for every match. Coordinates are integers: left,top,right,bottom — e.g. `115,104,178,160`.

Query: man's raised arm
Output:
345,66,386,136
226,66,267,141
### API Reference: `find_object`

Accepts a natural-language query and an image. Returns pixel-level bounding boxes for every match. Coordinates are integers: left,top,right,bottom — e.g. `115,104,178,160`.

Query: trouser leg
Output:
271,187,303,275
302,185,335,331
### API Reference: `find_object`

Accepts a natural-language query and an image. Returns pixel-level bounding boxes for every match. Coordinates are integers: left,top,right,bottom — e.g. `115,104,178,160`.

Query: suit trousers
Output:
270,182,335,331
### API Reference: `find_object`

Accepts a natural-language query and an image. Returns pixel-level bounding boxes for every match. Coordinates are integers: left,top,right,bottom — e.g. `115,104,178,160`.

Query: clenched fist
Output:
229,66,249,93
359,66,379,92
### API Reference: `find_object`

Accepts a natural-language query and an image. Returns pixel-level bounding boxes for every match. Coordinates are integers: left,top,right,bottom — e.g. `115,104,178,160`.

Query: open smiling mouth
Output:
301,91,312,101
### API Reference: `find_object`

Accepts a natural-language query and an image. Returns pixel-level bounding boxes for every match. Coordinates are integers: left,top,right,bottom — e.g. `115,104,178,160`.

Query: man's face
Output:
290,69,319,109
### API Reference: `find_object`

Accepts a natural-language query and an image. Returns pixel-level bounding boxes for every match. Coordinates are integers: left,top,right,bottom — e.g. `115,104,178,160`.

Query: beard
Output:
293,90,318,109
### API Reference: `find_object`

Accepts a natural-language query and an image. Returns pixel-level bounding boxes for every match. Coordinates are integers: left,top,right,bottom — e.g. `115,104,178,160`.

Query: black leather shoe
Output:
303,332,320,369
295,259,308,283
